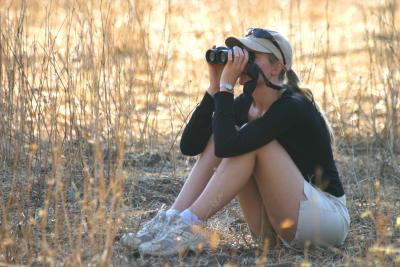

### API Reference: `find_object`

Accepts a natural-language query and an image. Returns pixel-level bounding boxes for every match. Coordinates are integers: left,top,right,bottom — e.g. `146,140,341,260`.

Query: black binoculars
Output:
205,47,255,64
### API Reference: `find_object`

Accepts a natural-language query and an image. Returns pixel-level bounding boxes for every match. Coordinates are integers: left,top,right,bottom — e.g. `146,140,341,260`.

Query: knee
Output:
254,140,281,158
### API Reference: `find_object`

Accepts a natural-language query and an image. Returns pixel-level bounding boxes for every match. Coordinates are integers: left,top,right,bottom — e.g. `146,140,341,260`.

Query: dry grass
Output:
0,0,399,266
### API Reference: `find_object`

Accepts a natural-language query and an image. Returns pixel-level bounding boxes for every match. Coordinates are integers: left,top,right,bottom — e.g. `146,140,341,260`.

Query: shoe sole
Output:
140,239,207,257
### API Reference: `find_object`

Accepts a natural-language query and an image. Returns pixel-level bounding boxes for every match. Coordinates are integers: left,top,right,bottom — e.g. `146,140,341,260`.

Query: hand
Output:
207,45,225,96
220,46,249,90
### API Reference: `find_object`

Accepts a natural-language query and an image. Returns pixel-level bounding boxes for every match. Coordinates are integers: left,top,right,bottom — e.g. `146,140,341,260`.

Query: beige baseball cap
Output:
225,28,293,70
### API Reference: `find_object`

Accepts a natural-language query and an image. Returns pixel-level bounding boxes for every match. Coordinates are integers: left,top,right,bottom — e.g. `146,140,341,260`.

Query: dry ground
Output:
0,141,399,266
110,143,400,266
1,1,399,266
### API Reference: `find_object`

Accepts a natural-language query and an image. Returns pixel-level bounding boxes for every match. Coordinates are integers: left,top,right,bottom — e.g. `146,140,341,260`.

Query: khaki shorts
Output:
281,179,351,249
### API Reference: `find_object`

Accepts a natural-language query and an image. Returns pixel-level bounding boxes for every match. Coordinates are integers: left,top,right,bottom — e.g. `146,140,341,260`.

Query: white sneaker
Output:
139,217,208,256
120,209,167,249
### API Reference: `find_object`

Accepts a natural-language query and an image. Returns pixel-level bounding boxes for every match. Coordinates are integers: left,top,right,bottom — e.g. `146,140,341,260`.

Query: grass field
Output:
0,0,399,266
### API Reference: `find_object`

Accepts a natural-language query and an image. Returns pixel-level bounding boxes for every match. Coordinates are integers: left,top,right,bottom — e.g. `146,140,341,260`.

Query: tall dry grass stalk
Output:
0,0,398,265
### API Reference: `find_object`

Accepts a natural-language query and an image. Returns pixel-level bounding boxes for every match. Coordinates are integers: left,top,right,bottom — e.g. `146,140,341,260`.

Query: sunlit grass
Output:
0,0,399,265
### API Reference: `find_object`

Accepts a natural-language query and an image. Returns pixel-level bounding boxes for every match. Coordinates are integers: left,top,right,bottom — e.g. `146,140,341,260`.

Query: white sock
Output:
166,208,180,219
179,209,202,225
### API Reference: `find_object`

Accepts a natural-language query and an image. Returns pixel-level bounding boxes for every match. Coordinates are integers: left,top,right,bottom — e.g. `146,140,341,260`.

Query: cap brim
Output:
225,36,274,54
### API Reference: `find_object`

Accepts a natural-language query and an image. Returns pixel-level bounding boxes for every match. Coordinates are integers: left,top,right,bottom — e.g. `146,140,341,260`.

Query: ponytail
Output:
285,69,335,145
265,53,335,144
286,69,314,104
286,69,300,88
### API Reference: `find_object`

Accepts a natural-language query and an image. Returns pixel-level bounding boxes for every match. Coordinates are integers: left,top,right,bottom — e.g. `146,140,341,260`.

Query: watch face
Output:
225,86,233,92
221,83,234,92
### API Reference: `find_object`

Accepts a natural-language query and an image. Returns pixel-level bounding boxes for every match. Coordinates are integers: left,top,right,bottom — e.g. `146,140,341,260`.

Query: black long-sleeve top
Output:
180,89,345,197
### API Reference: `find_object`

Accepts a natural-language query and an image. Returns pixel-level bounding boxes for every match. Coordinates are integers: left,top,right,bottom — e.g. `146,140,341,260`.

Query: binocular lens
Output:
218,52,227,64
206,47,254,64
205,48,229,64
206,50,217,63
209,51,216,62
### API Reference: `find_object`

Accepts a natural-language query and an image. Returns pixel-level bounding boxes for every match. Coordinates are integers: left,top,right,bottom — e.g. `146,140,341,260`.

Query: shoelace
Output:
138,211,165,233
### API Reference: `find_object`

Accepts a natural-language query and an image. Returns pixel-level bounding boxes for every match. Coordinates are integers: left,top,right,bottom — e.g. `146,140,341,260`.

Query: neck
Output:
252,83,283,111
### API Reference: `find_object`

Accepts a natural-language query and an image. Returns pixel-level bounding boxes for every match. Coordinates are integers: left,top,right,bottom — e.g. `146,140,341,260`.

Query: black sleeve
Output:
180,92,215,156
233,93,252,127
212,91,300,157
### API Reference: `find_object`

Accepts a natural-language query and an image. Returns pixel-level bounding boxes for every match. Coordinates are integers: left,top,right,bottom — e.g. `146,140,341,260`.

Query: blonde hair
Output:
266,54,335,144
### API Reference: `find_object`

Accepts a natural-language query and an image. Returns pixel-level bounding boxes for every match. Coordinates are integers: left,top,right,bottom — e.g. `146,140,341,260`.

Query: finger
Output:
227,49,233,64
237,47,245,65
243,48,248,61
233,46,241,64
241,49,249,69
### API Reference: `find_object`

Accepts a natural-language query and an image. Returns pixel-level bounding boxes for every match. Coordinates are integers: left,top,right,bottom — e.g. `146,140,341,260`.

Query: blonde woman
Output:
122,28,350,256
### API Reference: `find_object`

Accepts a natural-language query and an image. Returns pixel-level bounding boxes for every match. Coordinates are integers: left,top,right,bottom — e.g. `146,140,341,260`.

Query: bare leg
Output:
171,138,221,211
175,138,276,242
190,150,256,219
237,177,276,244
253,141,306,242
189,140,306,242
171,136,275,240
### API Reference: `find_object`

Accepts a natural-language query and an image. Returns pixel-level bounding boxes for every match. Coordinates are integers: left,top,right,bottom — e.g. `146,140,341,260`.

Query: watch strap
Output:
220,82,234,92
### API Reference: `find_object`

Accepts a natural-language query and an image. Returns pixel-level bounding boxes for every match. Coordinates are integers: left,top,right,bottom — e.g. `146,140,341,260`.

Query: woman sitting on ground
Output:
121,28,350,256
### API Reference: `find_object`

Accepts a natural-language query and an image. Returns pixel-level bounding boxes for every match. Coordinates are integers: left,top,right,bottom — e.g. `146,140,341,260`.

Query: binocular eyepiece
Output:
205,47,255,64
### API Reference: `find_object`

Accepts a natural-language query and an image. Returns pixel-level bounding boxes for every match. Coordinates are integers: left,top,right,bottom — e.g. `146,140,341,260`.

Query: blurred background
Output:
1,0,399,153
0,0,399,265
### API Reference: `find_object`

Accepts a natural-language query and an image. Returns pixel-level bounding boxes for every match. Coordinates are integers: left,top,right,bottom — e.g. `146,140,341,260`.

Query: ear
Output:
270,61,284,77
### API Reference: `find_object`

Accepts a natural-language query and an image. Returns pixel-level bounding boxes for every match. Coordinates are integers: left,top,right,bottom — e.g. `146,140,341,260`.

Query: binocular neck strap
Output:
243,63,284,95
256,64,284,91
243,63,259,95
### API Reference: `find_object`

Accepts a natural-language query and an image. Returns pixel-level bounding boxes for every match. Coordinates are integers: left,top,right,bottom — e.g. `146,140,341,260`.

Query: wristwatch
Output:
220,82,234,93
